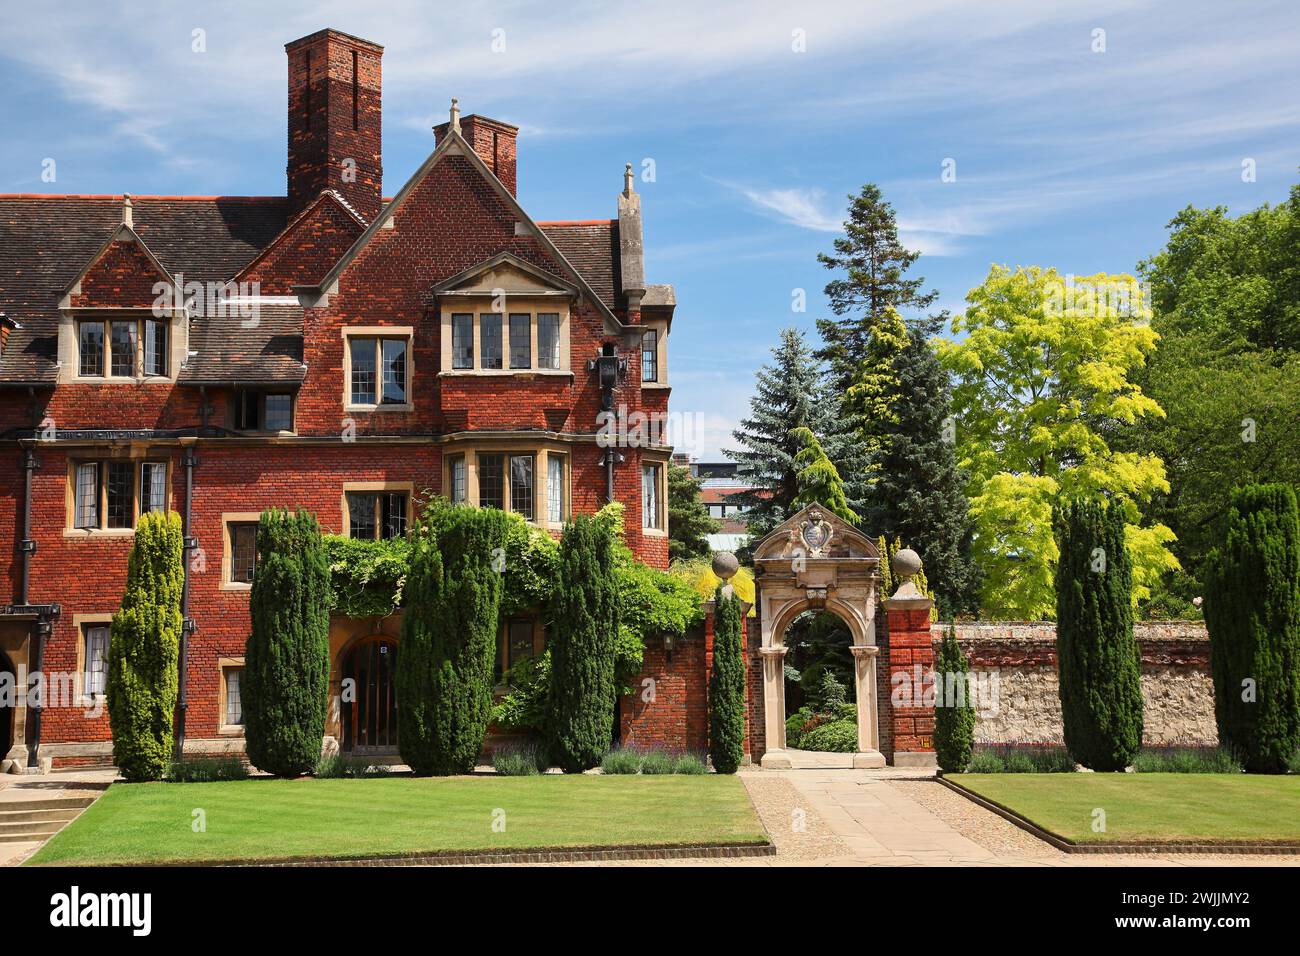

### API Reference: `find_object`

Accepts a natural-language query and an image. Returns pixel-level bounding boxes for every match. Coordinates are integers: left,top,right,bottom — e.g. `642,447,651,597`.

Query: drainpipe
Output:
19,443,42,769
174,442,198,760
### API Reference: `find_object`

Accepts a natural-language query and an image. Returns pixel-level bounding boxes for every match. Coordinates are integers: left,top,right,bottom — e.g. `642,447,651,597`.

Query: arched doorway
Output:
340,637,398,755
751,505,884,769
0,650,14,763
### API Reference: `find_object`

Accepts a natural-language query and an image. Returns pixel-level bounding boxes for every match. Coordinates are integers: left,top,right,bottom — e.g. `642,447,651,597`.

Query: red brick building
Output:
0,28,679,770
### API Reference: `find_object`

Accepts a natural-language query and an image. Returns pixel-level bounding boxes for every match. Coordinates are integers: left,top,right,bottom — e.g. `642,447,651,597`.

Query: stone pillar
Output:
884,549,938,769
850,644,885,768
758,646,790,768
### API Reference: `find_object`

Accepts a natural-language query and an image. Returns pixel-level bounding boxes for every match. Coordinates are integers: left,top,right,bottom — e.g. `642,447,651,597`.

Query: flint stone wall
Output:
932,621,1216,746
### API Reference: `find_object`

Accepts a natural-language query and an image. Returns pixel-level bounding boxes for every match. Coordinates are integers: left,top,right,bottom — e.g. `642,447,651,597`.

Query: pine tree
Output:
815,183,940,396
865,322,979,614
244,509,331,777
398,505,508,775
667,463,719,563
709,583,746,774
548,515,620,772
790,426,857,524
727,328,827,537
106,510,184,782
1203,484,1300,772
933,625,975,773
1054,499,1144,771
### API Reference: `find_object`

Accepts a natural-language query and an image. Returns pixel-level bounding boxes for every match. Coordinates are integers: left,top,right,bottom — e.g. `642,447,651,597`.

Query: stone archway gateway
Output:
750,504,937,769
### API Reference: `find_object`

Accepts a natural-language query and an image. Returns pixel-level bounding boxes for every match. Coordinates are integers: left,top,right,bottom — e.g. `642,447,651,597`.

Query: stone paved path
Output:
732,769,1300,867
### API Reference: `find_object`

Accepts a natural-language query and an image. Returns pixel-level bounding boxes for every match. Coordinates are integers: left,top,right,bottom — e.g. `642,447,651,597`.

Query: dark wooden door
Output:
341,639,398,754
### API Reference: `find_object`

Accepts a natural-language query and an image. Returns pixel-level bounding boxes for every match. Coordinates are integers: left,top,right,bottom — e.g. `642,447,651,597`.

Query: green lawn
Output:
27,775,768,866
950,773,1300,844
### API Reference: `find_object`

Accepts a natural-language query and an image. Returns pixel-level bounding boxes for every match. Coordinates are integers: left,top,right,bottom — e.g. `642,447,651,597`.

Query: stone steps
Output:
0,795,98,844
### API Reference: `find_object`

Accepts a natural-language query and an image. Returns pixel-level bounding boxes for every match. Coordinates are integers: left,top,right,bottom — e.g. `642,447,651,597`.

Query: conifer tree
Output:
815,184,940,395
709,583,746,774
727,328,828,536
667,463,719,562
1054,499,1144,771
548,515,620,772
398,505,508,775
866,322,979,614
244,509,331,777
790,426,857,524
106,510,184,782
1203,484,1300,772
933,625,975,773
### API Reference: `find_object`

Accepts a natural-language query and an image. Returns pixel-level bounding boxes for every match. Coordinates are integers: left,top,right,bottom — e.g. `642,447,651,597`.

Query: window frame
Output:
68,457,170,534
439,304,571,375
642,460,666,532
75,316,172,380
233,389,295,433
82,623,110,700
340,483,415,543
218,657,246,734
341,327,415,412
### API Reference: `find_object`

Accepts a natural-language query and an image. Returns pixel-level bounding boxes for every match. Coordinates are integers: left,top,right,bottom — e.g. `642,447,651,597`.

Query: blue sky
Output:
2,0,1297,458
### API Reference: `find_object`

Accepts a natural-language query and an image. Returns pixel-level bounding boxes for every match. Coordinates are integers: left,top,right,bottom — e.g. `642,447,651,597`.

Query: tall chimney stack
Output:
285,29,384,221
434,108,519,196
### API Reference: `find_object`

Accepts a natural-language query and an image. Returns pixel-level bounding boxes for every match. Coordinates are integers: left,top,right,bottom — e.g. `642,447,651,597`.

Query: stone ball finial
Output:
712,551,739,582
891,547,922,582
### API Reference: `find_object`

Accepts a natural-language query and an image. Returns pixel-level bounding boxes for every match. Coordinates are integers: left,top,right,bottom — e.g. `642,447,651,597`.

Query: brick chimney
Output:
434,107,519,196
285,29,384,221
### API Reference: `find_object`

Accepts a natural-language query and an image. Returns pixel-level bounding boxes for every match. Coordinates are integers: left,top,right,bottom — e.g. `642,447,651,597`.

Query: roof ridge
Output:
537,219,616,227
0,194,286,202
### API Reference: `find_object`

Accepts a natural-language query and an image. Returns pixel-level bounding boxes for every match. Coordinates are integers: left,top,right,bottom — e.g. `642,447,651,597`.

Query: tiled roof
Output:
539,220,622,311
180,303,305,385
1,197,629,385
0,196,288,383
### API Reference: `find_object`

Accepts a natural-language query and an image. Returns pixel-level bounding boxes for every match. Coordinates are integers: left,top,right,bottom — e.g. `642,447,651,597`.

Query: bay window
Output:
547,454,565,524
452,313,474,369
641,328,658,382
480,313,503,369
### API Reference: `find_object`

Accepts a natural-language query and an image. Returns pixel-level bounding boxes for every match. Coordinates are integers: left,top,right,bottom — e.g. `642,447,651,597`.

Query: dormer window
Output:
77,318,168,378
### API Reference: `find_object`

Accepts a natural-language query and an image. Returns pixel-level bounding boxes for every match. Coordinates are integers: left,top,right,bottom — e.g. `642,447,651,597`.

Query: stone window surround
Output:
438,296,571,376
217,656,245,736
639,317,669,388
340,325,415,413
72,613,115,708
339,480,415,540
219,511,263,591
57,308,188,385
442,441,570,530
640,459,667,536
63,453,173,538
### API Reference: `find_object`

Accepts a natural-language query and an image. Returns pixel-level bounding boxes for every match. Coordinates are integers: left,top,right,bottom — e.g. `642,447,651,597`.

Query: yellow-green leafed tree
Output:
934,265,1178,619
670,558,755,615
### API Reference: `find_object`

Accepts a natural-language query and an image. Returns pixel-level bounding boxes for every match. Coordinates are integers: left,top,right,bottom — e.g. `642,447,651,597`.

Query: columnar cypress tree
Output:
548,515,619,772
396,505,508,774
1054,499,1144,771
244,509,331,777
933,625,975,773
866,323,979,615
395,515,443,774
709,584,746,774
1203,484,1300,772
106,510,184,782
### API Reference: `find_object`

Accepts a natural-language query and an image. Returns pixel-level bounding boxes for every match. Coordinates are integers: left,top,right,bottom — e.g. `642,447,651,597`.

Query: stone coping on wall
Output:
930,621,1209,666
